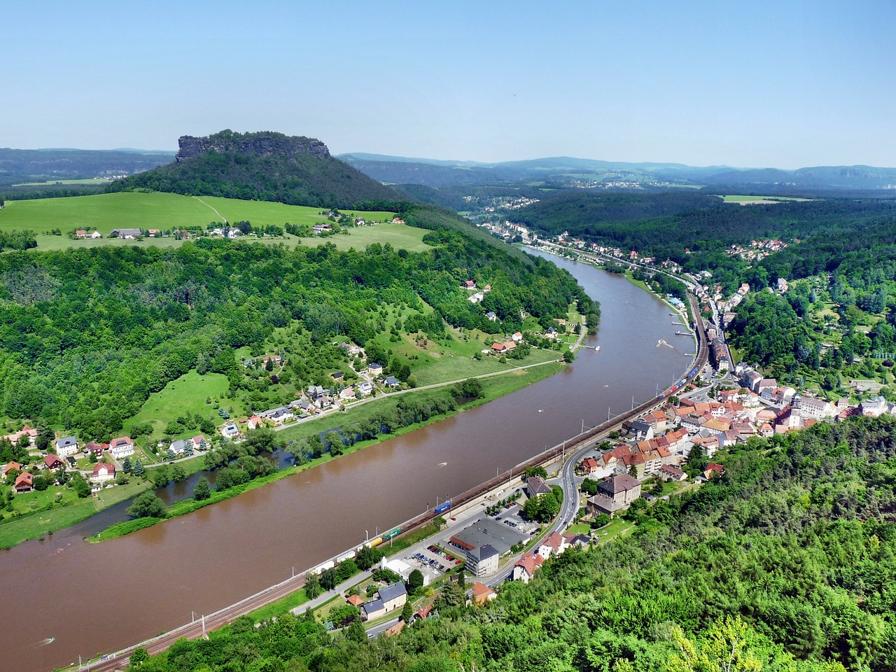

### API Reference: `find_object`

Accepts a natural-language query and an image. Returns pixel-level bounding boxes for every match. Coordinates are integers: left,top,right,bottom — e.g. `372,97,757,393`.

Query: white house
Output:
91,462,116,484
55,436,79,458
109,436,134,459
537,532,568,560
861,396,890,418
512,552,543,584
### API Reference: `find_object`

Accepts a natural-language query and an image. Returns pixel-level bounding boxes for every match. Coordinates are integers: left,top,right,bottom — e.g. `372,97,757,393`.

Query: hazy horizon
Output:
3,1,894,169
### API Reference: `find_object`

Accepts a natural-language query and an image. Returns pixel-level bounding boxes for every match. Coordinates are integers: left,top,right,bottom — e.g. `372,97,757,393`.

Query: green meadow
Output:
125,370,236,439
720,194,813,205
0,191,428,251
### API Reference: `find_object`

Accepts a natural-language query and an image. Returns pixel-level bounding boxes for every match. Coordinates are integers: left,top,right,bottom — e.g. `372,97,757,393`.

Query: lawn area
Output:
410,341,561,387
0,191,429,251
1,484,80,521
293,222,430,252
248,588,310,623
125,370,234,439
593,517,635,544
566,522,591,536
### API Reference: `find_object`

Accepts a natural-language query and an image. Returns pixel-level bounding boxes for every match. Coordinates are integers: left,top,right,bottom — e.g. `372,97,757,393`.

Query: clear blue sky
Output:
3,0,894,168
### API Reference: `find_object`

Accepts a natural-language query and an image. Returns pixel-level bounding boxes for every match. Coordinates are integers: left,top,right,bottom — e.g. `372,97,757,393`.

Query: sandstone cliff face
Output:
176,130,330,162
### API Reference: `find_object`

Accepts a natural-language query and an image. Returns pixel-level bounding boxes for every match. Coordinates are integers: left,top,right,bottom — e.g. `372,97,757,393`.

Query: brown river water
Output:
0,250,691,671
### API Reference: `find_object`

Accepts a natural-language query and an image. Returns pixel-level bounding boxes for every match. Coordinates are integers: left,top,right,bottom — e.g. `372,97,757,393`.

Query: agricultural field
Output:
719,194,813,205
0,191,427,251
12,177,113,186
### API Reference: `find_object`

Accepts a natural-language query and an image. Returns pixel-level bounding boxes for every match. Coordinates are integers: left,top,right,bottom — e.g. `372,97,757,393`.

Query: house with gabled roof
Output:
92,462,116,483
512,552,544,583
109,436,135,459
537,532,568,559
55,436,79,457
14,472,33,493
2,461,22,479
43,454,64,470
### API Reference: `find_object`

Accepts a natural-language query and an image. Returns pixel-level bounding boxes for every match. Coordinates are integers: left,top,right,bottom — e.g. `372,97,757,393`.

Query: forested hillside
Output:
0,225,593,438
130,415,896,672
109,131,401,210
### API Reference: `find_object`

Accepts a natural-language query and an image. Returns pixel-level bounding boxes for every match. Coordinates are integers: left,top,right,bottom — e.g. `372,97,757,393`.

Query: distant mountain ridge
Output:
0,147,172,186
110,130,401,210
342,152,896,192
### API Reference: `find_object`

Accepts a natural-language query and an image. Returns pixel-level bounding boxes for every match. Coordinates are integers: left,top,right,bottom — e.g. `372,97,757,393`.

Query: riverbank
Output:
0,454,209,550
89,361,566,544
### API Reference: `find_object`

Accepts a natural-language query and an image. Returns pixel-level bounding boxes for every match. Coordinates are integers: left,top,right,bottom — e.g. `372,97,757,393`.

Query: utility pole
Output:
581,418,585,434
201,614,206,638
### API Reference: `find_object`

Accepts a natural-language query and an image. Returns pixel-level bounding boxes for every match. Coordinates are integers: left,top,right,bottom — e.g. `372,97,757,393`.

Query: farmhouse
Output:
361,582,407,621
14,472,33,493
111,228,142,239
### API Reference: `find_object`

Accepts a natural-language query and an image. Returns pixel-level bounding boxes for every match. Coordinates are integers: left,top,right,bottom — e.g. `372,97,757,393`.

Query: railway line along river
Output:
0,249,690,672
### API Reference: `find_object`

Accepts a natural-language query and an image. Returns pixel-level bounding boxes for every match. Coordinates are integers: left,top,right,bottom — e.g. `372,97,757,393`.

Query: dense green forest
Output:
516,193,896,291
724,215,896,394
0,220,593,439
110,131,401,211
129,416,896,672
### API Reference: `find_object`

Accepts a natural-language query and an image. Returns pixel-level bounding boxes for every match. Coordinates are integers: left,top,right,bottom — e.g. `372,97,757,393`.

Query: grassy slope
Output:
126,370,234,439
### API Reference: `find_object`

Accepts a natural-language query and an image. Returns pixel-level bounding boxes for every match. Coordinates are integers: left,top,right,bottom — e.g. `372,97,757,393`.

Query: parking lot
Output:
493,504,539,534
410,546,461,574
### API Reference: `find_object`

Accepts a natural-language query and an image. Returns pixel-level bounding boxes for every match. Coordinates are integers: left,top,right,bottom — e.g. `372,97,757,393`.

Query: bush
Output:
127,492,167,519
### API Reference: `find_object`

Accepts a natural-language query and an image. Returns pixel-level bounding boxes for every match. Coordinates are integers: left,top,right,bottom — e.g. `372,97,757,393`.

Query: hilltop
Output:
109,130,401,210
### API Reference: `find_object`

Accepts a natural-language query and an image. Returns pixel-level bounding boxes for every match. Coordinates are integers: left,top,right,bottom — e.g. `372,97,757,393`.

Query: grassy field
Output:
12,177,114,186
125,370,235,439
719,194,813,205
0,191,429,251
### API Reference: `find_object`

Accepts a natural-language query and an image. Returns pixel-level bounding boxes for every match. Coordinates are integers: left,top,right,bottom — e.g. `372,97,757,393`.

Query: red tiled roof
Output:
92,462,116,477
2,461,22,475
515,552,543,576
